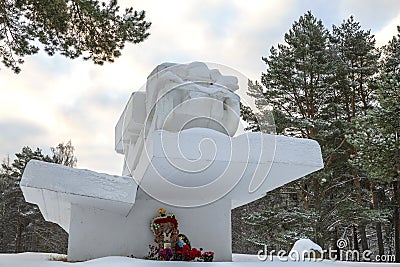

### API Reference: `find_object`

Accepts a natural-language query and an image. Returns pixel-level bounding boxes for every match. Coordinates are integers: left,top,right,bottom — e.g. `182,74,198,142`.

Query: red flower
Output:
153,216,178,229
189,248,202,259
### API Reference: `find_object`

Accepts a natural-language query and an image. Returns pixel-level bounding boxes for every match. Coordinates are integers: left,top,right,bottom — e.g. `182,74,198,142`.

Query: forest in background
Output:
0,142,75,254
235,11,399,263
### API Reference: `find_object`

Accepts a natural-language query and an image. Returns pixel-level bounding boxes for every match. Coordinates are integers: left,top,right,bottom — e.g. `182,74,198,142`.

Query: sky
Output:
1,0,400,175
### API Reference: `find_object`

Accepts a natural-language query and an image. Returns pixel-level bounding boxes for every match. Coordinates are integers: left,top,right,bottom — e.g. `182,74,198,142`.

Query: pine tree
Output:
351,75,400,262
1,147,47,252
240,12,384,255
246,11,339,249
0,0,151,73
329,15,382,254
381,26,400,80
331,16,379,117
348,26,400,261
0,156,12,251
251,11,334,139
240,102,260,132
381,28,400,262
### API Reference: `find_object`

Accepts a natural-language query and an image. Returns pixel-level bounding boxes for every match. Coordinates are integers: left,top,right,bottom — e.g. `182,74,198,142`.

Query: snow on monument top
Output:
115,62,241,155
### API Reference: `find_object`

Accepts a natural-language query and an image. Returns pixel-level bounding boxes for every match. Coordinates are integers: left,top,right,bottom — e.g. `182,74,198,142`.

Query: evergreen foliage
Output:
0,0,151,73
240,102,260,132
349,25,400,261
235,11,397,261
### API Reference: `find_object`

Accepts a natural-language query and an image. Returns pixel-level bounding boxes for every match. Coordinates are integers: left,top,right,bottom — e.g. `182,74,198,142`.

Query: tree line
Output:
0,141,76,253
234,11,400,262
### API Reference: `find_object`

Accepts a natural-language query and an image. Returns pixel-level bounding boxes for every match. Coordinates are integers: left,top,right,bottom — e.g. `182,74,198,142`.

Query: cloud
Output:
196,3,238,37
338,0,400,31
374,13,400,47
0,120,47,155
0,120,45,140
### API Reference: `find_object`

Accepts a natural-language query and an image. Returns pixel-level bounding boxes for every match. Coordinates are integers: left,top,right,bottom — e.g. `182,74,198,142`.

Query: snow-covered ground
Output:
1,253,399,267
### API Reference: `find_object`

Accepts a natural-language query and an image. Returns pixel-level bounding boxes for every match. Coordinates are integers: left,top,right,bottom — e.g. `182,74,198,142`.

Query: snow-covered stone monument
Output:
20,62,323,262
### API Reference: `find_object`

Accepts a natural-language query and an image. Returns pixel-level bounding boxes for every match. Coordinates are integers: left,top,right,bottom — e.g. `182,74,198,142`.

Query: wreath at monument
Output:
146,208,214,262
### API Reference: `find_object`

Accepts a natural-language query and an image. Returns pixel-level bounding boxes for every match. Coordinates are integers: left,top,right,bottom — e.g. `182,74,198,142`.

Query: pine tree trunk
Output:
359,224,369,252
393,180,400,263
353,177,369,251
15,223,22,253
333,229,340,260
376,223,384,256
354,177,362,202
352,225,359,251
371,181,384,255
